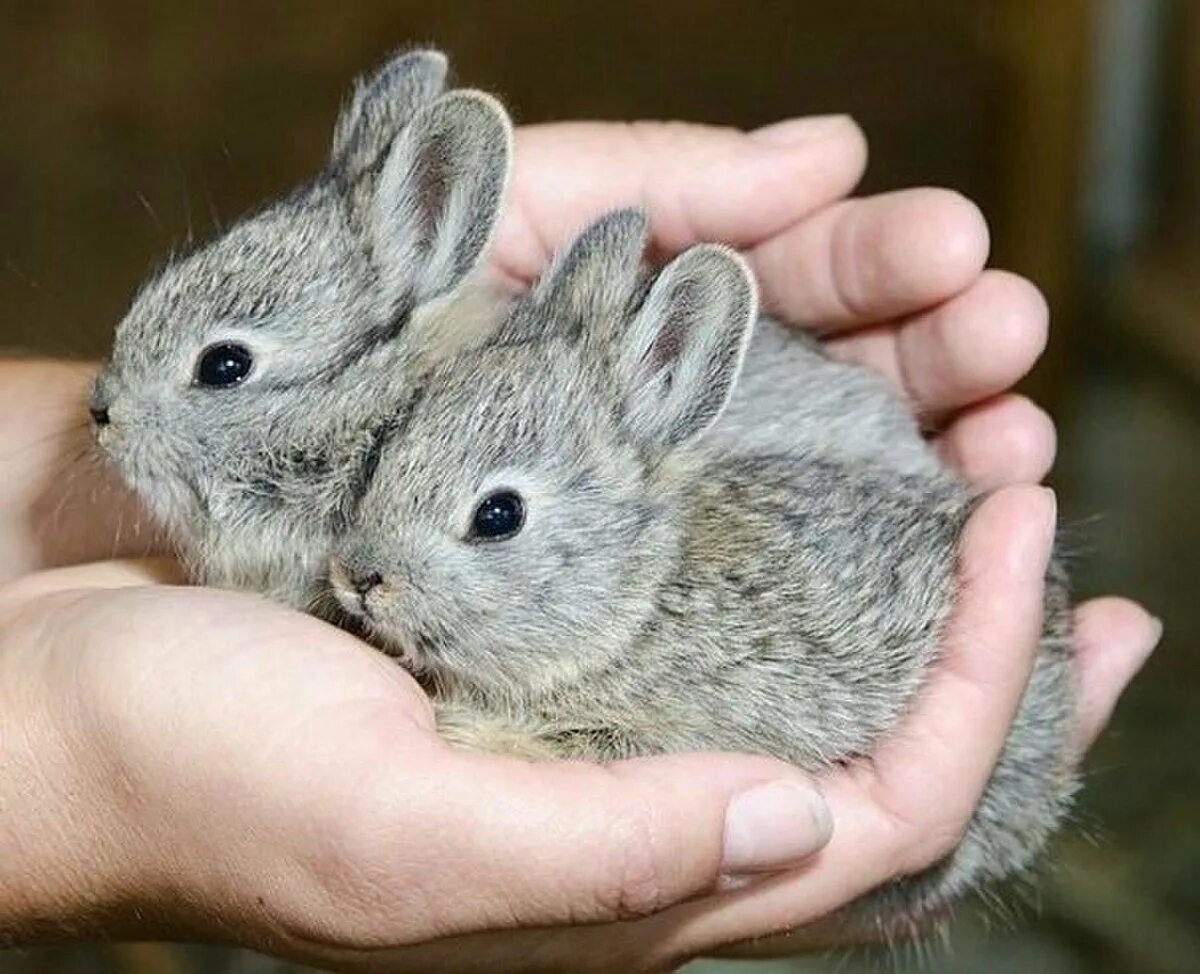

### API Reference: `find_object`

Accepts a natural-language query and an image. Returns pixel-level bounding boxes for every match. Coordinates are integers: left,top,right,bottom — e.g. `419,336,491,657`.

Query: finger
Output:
637,486,1056,952
322,747,832,943
838,484,1057,873
0,557,184,603
1071,597,1162,753
934,394,1058,488
824,269,1048,418
750,188,988,328
493,116,867,284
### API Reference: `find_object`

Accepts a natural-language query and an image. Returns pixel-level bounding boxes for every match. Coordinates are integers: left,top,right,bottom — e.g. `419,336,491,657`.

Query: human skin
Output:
0,117,1159,971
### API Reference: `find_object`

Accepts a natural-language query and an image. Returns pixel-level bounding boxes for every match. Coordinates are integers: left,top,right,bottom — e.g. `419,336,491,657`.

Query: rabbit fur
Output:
92,49,513,608
91,48,1077,935
331,209,1077,935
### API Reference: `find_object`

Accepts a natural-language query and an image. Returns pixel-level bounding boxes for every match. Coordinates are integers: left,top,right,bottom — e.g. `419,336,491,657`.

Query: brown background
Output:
0,2,1085,371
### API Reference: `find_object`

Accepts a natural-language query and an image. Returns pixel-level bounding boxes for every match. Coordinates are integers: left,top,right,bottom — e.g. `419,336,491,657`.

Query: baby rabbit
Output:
91,49,514,607
330,209,1076,934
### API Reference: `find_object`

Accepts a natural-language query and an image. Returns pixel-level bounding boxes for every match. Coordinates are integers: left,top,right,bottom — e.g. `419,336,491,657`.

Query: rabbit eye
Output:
470,490,525,541
195,342,254,387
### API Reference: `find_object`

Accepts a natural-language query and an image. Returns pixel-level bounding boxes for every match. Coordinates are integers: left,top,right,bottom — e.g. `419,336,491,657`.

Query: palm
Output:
59,581,442,904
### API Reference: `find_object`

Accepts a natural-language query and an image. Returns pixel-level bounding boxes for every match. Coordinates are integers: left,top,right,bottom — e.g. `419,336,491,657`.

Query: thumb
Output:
333,746,832,941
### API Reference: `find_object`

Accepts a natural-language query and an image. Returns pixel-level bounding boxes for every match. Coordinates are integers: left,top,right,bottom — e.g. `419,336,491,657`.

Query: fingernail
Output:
722,780,832,874
1040,486,1059,535
749,115,854,147
1009,486,1057,576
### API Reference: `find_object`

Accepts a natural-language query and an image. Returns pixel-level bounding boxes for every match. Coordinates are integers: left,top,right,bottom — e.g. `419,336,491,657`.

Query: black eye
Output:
195,342,254,387
470,490,525,541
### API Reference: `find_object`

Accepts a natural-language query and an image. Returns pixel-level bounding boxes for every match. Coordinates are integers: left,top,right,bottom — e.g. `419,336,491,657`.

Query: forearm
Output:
0,360,162,581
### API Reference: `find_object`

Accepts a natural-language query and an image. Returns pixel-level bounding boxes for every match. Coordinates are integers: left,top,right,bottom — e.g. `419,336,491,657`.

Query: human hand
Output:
0,489,1159,972
0,115,1159,969
0,559,830,970
485,116,1161,955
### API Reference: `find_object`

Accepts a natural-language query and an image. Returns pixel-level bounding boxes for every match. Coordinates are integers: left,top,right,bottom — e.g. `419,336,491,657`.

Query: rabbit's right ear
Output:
503,209,649,343
369,90,514,305
603,245,757,452
329,48,449,178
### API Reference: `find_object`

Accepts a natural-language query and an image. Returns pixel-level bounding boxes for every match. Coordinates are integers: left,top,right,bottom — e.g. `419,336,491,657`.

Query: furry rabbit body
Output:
332,210,1077,932
91,49,513,607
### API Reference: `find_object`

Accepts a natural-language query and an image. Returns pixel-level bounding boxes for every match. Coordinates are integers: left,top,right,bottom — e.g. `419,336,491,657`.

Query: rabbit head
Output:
332,210,757,695
91,49,514,594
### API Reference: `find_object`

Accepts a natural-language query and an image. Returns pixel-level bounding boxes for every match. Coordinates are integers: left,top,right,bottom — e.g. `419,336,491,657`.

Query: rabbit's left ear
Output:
370,89,514,304
511,208,649,342
605,245,757,451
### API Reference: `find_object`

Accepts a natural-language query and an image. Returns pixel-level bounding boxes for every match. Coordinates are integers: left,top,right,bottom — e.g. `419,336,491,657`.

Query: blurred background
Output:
0,1,1196,972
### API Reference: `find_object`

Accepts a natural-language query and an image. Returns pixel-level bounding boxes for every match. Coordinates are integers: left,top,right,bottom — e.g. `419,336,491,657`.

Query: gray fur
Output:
332,209,1077,935
719,318,944,477
329,48,449,179
92,50,514,607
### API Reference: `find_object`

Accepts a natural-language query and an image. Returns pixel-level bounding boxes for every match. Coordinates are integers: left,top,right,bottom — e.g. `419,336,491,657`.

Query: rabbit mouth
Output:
362,617,440,676
326,561,439,673
327,560,371,619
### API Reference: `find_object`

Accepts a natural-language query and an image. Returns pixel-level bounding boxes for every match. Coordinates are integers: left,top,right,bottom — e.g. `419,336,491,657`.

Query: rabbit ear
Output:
329,48,449,178
370,89,513,304
506,209,648,342
607,245,757,451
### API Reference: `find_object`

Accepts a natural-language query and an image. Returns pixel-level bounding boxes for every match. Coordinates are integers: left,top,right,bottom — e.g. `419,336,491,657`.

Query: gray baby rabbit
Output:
91,49,514,607
330,210,1076,935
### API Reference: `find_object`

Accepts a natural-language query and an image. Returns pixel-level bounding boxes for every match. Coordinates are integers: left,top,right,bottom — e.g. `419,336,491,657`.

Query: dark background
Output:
1,3,1196,973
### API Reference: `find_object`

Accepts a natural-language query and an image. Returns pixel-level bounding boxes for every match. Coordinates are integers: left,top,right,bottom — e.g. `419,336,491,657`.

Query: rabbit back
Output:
433,454,1077,930
848,561,1076,937
712,317,942,478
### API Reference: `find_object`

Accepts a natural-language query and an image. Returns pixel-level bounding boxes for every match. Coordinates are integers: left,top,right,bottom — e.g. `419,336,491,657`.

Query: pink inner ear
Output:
413,132,453,245
644,279,700,374
649,316,685,372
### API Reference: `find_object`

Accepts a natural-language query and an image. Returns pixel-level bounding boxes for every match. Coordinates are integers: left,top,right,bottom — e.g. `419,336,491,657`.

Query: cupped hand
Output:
0,487,1159,973
0,559,827,969
0,115,1161,971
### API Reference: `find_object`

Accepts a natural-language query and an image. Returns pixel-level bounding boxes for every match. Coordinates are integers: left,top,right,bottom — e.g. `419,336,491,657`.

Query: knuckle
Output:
868,761,973,879
588,798,674,922
830,206,872,319
0,576,84,645
0,572,53,612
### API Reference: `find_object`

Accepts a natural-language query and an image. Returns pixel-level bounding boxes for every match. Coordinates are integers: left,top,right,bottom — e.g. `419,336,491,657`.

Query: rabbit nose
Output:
352,571,384,596
89,405,111,426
